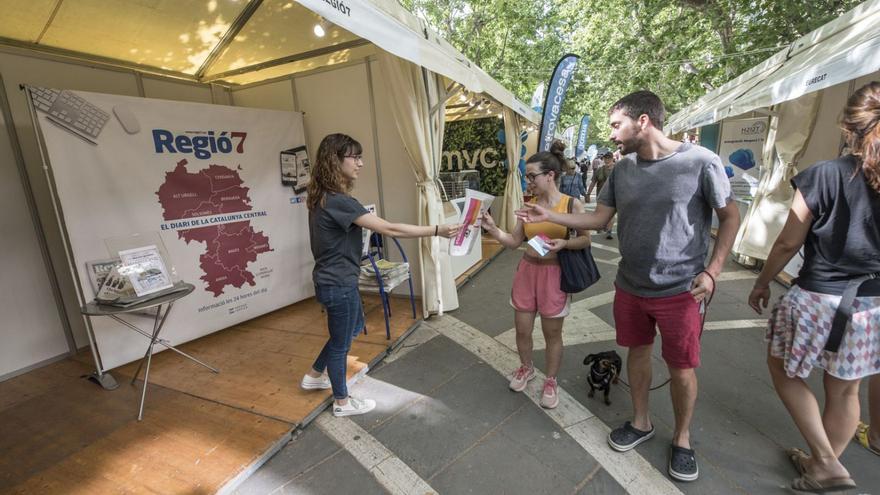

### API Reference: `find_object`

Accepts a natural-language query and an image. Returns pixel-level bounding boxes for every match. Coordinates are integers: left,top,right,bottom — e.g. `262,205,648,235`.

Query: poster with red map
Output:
34,89,310,369
157,160,273,296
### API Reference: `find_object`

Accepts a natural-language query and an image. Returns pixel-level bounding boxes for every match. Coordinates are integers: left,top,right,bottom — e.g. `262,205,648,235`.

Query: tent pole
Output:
195,0,266,80
0,79,76,356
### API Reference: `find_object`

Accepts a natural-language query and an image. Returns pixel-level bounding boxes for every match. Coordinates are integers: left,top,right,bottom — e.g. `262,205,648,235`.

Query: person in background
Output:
301,133,460,417
560,158,586,202
748,81,880,492
585,152,606,203
854,377,880,456
579,157,591,192
598,152,617,239
518,90,740,483
480,140,590,409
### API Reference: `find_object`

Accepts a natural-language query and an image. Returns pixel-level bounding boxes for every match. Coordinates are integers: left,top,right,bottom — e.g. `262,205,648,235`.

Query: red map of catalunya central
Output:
156,159,272,297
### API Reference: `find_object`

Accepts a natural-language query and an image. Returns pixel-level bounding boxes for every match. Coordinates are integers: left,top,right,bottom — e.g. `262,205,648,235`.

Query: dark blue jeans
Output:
312,284,365,399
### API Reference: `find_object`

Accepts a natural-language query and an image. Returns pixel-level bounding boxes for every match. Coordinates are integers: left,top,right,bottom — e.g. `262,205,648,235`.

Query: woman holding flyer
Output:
300,133,460,417
481,140,590,408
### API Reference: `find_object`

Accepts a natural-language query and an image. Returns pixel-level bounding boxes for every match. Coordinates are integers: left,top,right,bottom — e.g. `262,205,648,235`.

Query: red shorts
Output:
510,256,570,318
613,286,703,369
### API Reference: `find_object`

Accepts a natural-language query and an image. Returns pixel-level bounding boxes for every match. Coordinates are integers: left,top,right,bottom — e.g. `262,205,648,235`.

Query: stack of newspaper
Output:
359,259,410,292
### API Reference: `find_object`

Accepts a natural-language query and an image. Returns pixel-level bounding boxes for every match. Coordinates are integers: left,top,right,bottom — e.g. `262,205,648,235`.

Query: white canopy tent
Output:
0,0,538,378
667,0,880,136
666,0,880,271
296,0,538,122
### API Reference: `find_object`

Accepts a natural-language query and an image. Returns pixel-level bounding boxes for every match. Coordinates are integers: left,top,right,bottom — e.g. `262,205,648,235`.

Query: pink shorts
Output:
510,256,570,318
613,286,702,369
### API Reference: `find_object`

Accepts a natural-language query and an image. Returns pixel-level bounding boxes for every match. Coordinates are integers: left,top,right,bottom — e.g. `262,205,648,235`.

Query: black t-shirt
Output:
309,192,369,287
791,155,880,295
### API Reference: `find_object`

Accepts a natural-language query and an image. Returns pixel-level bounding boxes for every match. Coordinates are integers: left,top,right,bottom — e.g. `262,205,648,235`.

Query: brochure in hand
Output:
450,189,495,257
527,233,552,257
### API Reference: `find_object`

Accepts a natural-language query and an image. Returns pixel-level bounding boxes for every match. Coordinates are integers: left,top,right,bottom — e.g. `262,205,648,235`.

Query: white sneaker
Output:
332,397,376,417
301,373,331,390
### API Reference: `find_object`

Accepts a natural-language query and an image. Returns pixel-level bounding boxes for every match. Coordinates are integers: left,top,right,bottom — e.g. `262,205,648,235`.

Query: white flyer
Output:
527,233,552,257
450,189,495,257
118,245,174,296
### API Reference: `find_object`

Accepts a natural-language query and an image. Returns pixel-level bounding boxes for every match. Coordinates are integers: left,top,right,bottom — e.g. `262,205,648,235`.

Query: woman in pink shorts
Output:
481,140,591,408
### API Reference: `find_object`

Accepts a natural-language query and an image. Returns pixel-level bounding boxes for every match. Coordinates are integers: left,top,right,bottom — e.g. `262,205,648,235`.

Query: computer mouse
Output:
113,104,141,134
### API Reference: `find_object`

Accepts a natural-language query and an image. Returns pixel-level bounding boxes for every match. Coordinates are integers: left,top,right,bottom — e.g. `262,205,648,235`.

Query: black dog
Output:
583,351,622,405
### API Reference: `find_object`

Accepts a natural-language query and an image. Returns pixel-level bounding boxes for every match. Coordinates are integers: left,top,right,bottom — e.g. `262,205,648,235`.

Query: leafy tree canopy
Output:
401,0,862,144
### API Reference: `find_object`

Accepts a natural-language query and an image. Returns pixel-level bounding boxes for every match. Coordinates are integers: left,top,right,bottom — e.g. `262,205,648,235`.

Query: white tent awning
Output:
296,0,540,123
666,50,788,133
667,0,880,133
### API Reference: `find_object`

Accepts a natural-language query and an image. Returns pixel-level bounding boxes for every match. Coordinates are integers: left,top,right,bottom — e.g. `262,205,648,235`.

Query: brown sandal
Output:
791,474,856,493
785,447,809,475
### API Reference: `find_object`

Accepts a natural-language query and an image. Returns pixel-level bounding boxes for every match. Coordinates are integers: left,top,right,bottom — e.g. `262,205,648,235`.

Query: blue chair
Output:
360,233,417,340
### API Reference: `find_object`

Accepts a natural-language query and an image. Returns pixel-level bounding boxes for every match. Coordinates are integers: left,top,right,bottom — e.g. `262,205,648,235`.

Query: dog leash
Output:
617,270,716,392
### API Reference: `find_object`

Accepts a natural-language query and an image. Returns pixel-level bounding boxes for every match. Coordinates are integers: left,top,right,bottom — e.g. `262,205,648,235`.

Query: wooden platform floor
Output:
455,238,505,286
0,294,420,494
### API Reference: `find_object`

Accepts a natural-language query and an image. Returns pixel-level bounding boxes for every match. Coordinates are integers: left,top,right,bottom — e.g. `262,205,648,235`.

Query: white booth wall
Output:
0,45,419,379
0,80,70,377
0,47,237,378
230,57,423,298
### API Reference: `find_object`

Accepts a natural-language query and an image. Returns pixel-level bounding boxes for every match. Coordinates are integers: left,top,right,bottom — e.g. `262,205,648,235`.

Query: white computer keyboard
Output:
29,86,109,143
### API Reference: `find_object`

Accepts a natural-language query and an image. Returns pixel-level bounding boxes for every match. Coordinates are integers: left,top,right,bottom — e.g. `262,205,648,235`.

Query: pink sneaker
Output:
541,377,559,409
509,364,535,392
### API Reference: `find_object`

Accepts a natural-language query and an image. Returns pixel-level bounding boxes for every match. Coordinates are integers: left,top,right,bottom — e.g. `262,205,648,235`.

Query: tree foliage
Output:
401,0,862,144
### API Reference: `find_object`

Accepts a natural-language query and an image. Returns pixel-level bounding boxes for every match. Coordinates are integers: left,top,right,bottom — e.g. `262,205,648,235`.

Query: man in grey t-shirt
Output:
517,91,740,482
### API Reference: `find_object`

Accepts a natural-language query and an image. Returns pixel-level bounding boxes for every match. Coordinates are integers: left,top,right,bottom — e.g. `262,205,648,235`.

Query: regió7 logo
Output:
152,130,248,159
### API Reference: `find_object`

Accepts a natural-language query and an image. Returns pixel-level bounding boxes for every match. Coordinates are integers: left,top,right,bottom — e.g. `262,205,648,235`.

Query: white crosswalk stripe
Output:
316,413,438,495
426,315,683,495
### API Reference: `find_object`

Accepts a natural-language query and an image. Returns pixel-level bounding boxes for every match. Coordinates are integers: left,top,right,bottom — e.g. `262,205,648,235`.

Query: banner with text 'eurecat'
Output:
32,88,311,369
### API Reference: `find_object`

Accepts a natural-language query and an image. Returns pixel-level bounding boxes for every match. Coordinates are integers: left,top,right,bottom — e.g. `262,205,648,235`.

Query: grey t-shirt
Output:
598,143,733,297
309,192,369,287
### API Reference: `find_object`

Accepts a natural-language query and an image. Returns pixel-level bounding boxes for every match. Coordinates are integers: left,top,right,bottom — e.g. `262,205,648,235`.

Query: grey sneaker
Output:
509,364,535,392
332,397,376,417
668,445,699,482
607,421,655,452
301,373,331,390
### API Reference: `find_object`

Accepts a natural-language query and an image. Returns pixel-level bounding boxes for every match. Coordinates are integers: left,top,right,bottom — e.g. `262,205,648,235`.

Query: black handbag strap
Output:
564,195,575,240
824,273,879,352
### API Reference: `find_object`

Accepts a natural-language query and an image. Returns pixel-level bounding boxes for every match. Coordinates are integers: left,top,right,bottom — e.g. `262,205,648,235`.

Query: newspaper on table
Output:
117,245,174,297
95,265,137,303
450,189,495,257
85,258,122,295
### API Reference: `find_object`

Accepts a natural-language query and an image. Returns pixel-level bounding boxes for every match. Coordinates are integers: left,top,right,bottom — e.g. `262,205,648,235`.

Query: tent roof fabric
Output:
0,0,539,123
667,0,880,134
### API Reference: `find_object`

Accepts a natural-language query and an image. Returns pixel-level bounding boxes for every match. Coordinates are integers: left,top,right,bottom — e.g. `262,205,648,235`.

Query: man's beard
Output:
616,129,643,155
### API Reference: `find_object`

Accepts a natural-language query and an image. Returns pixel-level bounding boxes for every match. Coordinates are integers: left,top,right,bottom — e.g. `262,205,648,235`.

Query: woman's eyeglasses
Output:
344,154,363,162
525,171,549,182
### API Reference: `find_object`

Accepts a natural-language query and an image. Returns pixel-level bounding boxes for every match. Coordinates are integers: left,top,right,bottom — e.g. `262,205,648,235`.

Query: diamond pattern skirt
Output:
767,285,880,380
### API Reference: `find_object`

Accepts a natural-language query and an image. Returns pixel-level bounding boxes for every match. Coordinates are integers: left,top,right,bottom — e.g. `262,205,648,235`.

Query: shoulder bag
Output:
557,197,601,293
